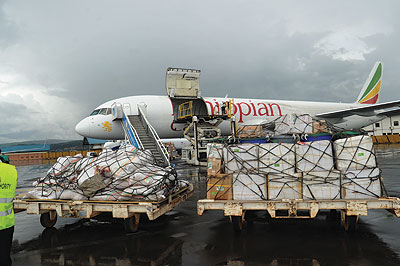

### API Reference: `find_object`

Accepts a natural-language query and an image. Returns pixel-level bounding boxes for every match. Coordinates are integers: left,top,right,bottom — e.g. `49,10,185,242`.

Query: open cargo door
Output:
166,68,201,98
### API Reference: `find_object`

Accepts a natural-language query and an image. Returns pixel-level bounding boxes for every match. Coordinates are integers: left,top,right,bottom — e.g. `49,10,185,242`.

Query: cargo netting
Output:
26,144,189,202
206,114,386,201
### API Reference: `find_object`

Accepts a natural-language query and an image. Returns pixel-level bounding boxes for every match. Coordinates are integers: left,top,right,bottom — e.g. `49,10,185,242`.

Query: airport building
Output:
364,115,400,135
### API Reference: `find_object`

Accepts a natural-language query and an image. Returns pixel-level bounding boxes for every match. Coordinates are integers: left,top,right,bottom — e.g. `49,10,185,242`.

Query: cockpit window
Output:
90,108,112,116
90,109,100,116
99,108,111,115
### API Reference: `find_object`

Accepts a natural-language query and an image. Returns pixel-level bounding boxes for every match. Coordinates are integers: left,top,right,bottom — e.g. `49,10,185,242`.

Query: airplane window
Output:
99,108,108,115
98,108,112,115
90,109,100,116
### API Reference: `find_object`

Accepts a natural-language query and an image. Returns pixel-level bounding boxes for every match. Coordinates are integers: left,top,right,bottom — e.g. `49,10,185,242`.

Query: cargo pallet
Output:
14,184,193,233
197,197,400,232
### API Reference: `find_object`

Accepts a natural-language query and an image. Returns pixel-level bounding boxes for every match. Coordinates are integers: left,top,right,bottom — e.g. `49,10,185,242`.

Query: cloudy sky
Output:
0,0,399,143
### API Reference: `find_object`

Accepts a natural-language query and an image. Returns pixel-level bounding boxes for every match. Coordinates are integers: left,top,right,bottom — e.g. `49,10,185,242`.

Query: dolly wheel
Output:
231,216,244,232
343,215,358,233
40,212,58,228
124,214,140,233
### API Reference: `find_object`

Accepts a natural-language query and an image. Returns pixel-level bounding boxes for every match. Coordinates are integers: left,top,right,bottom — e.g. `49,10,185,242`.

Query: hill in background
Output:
0,139,85,152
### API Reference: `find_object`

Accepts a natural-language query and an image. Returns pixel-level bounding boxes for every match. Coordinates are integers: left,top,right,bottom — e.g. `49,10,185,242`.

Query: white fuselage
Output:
75,95,374,140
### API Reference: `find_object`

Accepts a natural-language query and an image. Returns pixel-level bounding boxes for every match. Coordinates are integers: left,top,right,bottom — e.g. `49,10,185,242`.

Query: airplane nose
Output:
75,118,91,137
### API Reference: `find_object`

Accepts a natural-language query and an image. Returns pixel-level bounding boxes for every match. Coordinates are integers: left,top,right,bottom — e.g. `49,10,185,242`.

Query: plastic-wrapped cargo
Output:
334,135,376,171
302,171,341,200
224,144,259,174
274,114,313,135
259,143,296,174
342,177,382,199
296,140,334,172
267,173,302,200
344,168,380,179
233,173,266,200
341,167,381,199
26,144,187,202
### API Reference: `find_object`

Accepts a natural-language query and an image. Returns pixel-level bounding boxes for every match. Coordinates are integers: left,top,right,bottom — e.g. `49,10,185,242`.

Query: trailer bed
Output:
197,197,400,231
14,184,193,232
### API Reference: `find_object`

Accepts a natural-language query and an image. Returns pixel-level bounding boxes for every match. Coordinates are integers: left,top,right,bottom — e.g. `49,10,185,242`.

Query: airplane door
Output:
166,68,201,98
138,102,147,117
123,103,132,115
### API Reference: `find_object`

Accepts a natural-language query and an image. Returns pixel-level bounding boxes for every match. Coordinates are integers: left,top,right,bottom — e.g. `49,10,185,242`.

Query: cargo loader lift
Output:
166,67,236,166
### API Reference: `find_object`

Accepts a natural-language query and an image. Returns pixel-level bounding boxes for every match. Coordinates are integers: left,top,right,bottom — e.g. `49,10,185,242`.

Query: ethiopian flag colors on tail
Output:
356,62,383,104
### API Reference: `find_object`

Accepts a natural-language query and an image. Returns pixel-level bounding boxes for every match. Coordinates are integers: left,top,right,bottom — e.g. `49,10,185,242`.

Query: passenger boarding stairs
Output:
111,103,170,167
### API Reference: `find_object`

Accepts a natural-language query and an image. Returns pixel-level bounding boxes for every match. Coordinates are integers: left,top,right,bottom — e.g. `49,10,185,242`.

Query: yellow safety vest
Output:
0,163,17,230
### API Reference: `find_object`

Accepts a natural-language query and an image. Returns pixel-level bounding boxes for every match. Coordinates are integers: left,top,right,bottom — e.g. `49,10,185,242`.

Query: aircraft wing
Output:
315,100,400,119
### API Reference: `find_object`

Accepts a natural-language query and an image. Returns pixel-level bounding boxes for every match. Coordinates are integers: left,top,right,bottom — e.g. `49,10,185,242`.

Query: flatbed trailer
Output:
197,197,400,232
14,184,193,232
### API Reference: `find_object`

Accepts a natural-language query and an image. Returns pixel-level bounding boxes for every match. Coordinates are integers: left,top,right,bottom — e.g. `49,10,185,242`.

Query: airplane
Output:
75,62,400,140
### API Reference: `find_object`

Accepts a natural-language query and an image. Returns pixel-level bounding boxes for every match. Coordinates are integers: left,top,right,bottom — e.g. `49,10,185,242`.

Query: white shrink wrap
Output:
344,168,380,179
267,173,302,200
342,177,382,199
224,144,259,173
296,140,334,172
59,189,87,200
341,167,381,199
259,143,296,174
233,174,266,200
274,114,313,135
334,135,376,171
47,155,82,177
302,171,341,200
109,157,140,179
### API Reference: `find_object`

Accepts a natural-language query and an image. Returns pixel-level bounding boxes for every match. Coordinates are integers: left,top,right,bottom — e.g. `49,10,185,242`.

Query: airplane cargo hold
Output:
198,115,400,232
15,144,193,232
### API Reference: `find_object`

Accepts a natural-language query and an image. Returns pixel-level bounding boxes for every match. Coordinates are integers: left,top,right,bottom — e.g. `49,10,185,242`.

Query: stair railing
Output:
137,105,170,166
112,102,143,149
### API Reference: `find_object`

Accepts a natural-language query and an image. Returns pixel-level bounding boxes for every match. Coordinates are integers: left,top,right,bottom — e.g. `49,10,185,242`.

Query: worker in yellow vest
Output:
0,161,17,266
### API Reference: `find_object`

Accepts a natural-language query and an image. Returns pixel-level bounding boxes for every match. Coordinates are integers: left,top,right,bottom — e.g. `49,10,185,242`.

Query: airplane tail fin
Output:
356,62,383,104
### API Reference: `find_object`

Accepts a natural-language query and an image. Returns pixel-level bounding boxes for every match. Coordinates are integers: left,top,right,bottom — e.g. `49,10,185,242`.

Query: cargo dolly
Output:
14,184,193,233
197,197,400,232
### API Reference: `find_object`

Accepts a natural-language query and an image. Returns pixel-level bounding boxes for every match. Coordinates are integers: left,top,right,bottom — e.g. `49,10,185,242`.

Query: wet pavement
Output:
11,145,400,266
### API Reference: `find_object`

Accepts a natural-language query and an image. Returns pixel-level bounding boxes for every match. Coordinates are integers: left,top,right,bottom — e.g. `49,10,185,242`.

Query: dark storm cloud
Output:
0,0,399,142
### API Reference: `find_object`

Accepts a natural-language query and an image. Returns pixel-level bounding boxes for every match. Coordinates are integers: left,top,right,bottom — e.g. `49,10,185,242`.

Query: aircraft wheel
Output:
40,212,58,228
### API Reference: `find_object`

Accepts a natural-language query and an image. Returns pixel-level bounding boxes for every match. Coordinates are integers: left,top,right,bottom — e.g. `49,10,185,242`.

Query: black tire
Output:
344,215,358,233
40,212,57,228
124,215,140,233
231,216,243,232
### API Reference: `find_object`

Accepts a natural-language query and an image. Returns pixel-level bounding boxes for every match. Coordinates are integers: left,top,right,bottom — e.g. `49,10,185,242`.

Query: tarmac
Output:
10,145,400,266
